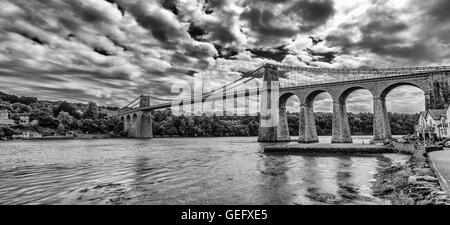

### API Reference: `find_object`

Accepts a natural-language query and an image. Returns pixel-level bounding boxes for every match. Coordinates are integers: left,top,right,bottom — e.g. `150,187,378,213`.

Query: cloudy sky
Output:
1,0,449,113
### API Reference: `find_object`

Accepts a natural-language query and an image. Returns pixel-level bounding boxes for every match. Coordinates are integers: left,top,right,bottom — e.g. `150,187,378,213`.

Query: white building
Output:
416,109,447,140
12,131,43,139
19,116,29,125
426,109,446,139
0,110,15,125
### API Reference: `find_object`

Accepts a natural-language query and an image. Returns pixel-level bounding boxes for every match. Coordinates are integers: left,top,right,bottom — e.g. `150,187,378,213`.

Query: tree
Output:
18,96,38,105
57,111,77,129
0,127,19,137
54,102,79,119
57,123,66,135
103,116,124,135
38,115,59,129
0,104,13,111
80,119,97,133
82,102,98,120
12,103,32,113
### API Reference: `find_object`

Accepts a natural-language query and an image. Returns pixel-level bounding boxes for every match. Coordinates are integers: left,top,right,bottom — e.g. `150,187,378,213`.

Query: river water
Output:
0,136,408,205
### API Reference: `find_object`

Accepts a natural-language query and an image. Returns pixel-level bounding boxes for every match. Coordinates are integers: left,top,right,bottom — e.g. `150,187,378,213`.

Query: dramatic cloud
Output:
0,0,448,113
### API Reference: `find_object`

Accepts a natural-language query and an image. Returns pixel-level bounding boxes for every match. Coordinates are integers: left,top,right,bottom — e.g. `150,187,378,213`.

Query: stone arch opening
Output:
126,115,131,123
380,82,425,100
120,116,124,122
132,114,138,123
305,90,332,108
370,82,427,142
383,83,427,139
299,90,333,143
278,92,300,141
339,87,374,142
307,90,333,137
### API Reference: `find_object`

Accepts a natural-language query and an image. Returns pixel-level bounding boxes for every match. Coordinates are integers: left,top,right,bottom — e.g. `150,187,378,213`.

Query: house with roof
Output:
416,109,447,140
415,111,427,139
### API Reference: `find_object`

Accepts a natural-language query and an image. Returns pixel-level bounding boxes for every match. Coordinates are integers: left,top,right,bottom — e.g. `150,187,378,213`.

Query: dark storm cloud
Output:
214,44,239,59
160,0,179,16
0,60,133,86
204,0,227,11
325,6,433,62
126,2,187,45
188,23,208,41
284,0,335,31
240,8,297,38
240,0,335,45
205,23,240,45
425,0,450,24
166,67,198,77
248,45,291,62
14,31,47,45
65,1,114,24
306,48,337,63
412,0,450,46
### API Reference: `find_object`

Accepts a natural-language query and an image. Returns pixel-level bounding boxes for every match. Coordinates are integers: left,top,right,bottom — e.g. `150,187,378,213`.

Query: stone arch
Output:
372,82,425,142
334,86,375,143
339,86,374,105
304,89,333,107
380,81,426,100
298,90,333,143
126,115,131,122
132,113,138,123
120,116,124,122
279,92,299,108
278,92,300,141
377,82,426,141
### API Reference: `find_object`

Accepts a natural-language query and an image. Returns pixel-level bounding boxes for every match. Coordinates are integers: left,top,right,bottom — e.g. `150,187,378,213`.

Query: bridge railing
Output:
275,64,450,88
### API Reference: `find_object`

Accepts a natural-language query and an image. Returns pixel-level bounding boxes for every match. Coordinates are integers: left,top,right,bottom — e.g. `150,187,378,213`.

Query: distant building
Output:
0,110,15,125
12,131,43,139
19,116,30,125
416,109,447,140
1,109,9,120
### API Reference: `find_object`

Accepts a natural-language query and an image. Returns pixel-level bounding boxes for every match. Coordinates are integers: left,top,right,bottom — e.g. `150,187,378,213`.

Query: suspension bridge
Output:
117,63,450,143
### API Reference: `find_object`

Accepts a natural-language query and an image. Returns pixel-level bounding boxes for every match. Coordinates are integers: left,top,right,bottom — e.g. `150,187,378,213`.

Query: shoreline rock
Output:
373,142,450,205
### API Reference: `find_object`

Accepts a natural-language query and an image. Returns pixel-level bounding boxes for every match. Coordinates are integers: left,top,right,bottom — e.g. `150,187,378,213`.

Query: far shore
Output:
1,134,404,142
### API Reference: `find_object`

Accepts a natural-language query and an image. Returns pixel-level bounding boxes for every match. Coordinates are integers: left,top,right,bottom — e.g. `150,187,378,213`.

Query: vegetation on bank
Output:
373,142,450,205
1,91,419,139
0,91,123,139
152,109,418,137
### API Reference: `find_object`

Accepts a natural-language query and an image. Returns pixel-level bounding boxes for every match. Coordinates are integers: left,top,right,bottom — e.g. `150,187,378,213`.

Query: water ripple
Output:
0,136,409,205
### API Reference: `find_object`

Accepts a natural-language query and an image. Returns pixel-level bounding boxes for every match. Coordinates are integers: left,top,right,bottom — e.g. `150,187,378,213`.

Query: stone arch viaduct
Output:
259,64,450,143
118,64,450,143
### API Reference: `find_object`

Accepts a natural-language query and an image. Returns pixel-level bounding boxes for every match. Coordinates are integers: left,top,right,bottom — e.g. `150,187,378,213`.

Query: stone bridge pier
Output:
119,96,153,139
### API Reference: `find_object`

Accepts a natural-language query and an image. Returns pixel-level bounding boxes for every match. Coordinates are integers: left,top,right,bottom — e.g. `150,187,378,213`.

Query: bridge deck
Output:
264,143,393,154
118,69,450,116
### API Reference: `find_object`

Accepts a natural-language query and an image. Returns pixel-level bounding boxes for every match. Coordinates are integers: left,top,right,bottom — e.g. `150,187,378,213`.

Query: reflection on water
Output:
0,136,408,205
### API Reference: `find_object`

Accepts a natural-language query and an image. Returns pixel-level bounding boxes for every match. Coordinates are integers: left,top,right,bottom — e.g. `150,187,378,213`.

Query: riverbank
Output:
0,133,113,141
372,142,450,205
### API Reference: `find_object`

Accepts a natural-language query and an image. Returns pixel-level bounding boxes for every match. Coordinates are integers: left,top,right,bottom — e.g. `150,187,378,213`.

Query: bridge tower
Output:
258,64,290,142
121,95,153,139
